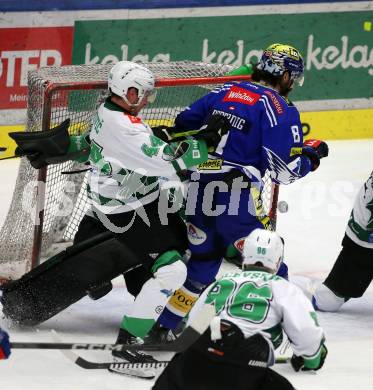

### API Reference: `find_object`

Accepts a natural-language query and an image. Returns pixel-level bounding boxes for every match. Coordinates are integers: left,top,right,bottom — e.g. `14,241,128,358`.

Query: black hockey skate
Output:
143,322,177,345
112,329,158,363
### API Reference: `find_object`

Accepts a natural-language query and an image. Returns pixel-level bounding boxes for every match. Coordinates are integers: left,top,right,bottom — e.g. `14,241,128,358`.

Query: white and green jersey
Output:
189,270,324,360
87,99,208,214
346,171,373,249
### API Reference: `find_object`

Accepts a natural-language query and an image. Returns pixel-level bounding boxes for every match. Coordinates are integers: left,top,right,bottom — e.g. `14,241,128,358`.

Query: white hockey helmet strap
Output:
108,61,156,106
242,228,284,273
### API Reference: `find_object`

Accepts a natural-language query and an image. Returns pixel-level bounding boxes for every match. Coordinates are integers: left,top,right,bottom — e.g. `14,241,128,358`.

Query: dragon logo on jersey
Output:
223,86,260,106
89,156,160,233
187,222,207,245
263,146,301,184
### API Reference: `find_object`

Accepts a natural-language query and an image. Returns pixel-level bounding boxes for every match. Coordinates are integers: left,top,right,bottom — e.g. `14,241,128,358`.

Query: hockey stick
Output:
51,332,163,379
62,352,290,370
50,303,215,379
0,147,19,162
11,303,216,353
53,341,290,373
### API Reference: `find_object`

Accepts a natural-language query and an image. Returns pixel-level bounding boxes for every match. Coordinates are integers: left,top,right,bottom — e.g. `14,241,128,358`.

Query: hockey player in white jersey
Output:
313,171,373,311
1,61,229,365
73,61,228,364
152,228,327,390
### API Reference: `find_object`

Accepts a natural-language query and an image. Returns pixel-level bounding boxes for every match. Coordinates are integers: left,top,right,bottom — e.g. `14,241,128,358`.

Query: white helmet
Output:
108,61,156,106
242,229,284,274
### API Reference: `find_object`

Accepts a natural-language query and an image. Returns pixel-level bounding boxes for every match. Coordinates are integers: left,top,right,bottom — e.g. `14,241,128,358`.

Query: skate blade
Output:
108,366,155,379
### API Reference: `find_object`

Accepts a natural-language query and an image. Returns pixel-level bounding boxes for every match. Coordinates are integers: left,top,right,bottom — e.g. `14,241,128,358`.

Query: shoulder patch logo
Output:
233,237,246,253
187,223,207,245
263,90,284,114
126,114,142,124
223,86,260,106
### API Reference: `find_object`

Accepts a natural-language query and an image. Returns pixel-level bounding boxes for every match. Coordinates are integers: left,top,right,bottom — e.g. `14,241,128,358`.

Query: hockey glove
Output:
302,139,329,171
0,329,11,360
152,125,174,142
291,344,328,372
193,114,231,152
9,119,71,169
9,119,91,169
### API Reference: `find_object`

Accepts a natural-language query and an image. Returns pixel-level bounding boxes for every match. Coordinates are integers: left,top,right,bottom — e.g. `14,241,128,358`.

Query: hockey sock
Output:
158,280,201,330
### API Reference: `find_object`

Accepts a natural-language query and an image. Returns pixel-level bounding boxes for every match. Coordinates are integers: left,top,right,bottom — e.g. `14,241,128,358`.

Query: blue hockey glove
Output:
302,139,329,171
0,329,11,360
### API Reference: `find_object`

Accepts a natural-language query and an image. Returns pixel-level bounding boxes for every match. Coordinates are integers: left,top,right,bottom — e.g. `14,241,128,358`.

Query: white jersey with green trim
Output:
188,270,324,358
87,99,179,214
346,171,373,249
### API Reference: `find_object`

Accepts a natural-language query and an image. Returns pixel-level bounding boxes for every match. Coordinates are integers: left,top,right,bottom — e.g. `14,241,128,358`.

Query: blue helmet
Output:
257,43,304,86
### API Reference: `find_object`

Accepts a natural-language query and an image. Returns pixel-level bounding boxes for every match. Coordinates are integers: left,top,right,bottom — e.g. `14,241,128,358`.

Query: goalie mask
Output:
257,43,304,86
242,229,284,274
108,61,156,107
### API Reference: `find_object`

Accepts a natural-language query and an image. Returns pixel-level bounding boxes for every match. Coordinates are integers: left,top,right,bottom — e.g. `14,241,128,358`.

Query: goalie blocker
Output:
1,232,146,326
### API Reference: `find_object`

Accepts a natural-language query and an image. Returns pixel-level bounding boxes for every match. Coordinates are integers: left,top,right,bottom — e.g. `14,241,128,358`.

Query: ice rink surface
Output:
1,139,373,390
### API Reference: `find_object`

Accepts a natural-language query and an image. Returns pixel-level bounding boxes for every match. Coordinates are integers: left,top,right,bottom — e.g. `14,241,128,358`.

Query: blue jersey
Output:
175,81,312,185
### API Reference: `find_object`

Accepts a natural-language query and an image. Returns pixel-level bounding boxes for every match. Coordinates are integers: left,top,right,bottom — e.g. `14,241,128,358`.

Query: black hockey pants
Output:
153,322,294,390
74,200,188,296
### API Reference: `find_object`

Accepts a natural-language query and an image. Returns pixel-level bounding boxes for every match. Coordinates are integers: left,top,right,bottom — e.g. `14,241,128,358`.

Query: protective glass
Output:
291,72,304,86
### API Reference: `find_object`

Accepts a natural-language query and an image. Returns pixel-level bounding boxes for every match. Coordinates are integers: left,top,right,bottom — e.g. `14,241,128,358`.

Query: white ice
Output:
1,139,373,390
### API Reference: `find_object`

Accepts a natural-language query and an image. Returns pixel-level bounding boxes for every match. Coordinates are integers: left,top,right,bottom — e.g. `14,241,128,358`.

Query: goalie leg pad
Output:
1,233,142,325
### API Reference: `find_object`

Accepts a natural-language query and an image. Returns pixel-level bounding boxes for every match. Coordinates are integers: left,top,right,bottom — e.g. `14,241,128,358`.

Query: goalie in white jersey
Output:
153,229,327,390
71,61,229,364
1,61,229,366
313,171,373,311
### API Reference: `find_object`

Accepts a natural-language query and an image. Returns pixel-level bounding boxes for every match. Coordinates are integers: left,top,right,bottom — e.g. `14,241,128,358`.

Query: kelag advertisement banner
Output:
0,27,73,109
73,11,373,102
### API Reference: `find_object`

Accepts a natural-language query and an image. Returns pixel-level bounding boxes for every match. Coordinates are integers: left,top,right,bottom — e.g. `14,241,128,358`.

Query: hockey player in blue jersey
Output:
0,327,11,360
150,43,329,339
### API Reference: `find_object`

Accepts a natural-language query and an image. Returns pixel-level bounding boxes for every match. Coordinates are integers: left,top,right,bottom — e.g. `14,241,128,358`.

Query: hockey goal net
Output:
0,61,278,281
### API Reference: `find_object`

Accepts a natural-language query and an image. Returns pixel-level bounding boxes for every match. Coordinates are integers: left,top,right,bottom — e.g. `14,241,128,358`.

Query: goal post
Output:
0,62,279,281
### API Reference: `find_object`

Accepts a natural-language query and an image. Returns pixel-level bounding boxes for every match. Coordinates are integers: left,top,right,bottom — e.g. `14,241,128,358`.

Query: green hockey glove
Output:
291,344,328,372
